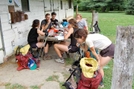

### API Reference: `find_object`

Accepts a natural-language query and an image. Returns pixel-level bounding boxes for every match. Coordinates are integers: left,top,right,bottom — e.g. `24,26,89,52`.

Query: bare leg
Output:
36,42,44,48
99,55,112,78
44,43,49,54
54,44,68,58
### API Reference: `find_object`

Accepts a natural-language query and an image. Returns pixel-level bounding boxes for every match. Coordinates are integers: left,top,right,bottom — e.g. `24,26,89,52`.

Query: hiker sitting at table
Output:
28,19,45,52
40,13,53,58
76,14,88,31
51,12,58,27
74,29,115,87
54,19,79,64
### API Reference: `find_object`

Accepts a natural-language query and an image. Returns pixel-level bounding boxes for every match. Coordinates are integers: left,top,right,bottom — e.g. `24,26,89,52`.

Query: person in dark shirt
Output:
51,12,58,27
54,19,79,64
41,13,52,32
40,13,53,57
28,19,45,50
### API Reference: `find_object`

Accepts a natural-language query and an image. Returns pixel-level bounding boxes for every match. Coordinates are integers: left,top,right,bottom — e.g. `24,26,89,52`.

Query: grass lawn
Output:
77,12,134,89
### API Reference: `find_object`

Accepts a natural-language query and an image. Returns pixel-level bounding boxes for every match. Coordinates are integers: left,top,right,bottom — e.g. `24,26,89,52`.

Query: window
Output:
60,0,63,9
21,0,29,12
68,0,72,9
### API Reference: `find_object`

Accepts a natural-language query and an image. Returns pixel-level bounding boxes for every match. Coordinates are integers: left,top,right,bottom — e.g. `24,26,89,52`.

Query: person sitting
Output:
40,13,55,58
27,19,45,53
54,19,79,64
51,12,58,27
75,14,88,31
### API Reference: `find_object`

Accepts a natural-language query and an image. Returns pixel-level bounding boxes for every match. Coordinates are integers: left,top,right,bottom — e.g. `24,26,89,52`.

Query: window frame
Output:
68,0,72,9
21,0,30,12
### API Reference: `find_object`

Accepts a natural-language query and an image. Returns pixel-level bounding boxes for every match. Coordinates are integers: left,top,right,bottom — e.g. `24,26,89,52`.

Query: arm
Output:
90,47,100,65
84,20,88,31
64,27,73,40
37,29,45,36
86,38,100,64
42,19,51,31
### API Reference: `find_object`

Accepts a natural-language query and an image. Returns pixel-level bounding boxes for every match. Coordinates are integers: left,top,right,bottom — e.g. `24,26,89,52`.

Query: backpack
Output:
15,46,34,71
93,21,101,33
77,57,102,89
77,72,102,89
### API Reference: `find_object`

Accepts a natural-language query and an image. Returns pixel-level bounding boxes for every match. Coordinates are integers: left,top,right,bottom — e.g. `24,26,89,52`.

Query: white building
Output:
0,0,74,63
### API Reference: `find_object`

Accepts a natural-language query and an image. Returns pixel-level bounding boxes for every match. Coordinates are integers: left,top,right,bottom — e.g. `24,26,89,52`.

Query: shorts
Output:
29,43,37,48
68,45,79,53
100,44,115,58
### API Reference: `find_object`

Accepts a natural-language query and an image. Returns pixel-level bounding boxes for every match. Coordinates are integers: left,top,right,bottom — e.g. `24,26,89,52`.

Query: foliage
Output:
46,75,59,82
73,0,127,12
5,83,26,89
30,86,40,89
125,0,134,15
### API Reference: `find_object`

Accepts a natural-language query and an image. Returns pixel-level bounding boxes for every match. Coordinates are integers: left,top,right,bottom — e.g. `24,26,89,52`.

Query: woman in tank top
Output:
54,19,79,64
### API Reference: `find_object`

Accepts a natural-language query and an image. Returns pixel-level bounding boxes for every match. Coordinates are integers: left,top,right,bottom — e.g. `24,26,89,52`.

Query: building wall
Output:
0,0,44,63
0,0,74,63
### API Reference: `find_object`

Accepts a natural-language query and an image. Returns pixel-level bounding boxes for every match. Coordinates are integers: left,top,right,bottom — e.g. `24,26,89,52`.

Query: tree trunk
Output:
91,10,98,32
76,4,78,15
111,26,134,89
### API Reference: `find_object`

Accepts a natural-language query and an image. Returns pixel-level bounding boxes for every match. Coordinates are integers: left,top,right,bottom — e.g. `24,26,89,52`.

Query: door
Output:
0,17,5,63
52,0,60,20
59,0,66,21
44,0,51,13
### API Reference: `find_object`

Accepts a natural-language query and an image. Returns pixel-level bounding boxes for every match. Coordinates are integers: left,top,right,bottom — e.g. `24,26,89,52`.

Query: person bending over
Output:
74,29,115,87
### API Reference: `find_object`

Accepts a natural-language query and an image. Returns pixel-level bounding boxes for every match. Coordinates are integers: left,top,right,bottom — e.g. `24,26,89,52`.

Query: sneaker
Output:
55,58,64,64
99,80,104,88
99,84,104,88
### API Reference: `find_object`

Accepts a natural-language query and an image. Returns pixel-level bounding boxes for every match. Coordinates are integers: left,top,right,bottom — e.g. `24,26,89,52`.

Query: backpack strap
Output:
65,68,78,82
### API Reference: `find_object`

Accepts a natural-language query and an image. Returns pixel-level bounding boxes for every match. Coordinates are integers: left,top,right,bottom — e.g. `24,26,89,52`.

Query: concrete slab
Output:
41,81,60,89
0,57,71,89
0,86,5,89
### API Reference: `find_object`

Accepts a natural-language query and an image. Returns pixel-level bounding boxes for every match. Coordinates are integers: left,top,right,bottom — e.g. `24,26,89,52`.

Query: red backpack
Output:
77,71,102,89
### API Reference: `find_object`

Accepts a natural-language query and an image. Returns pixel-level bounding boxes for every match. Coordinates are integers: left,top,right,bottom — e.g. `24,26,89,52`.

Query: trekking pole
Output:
38,31,49,59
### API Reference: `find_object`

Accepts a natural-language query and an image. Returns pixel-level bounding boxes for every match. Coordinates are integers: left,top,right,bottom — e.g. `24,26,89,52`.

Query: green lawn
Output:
78,12,134,89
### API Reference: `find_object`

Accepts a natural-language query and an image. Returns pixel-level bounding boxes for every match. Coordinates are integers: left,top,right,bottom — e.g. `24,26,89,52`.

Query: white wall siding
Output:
65,9,74,18
0,0,45,61
0,51,4,63
0,5,8,13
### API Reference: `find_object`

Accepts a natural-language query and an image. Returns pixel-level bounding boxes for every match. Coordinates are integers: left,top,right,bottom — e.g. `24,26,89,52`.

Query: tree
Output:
73,0,81,15
111,26,134,89
73,0,126,12
125,0,134,15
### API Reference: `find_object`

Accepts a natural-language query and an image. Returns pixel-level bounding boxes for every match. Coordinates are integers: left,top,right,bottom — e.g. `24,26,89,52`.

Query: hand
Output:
51,26,54,28
48,19,51,24
64,27,69,32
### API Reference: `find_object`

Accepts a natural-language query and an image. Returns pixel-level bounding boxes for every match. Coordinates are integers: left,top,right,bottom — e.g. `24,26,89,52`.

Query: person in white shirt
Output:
74,29,115,87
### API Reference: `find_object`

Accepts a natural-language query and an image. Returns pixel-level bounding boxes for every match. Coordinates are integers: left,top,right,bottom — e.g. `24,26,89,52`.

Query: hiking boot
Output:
55,58,64,64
